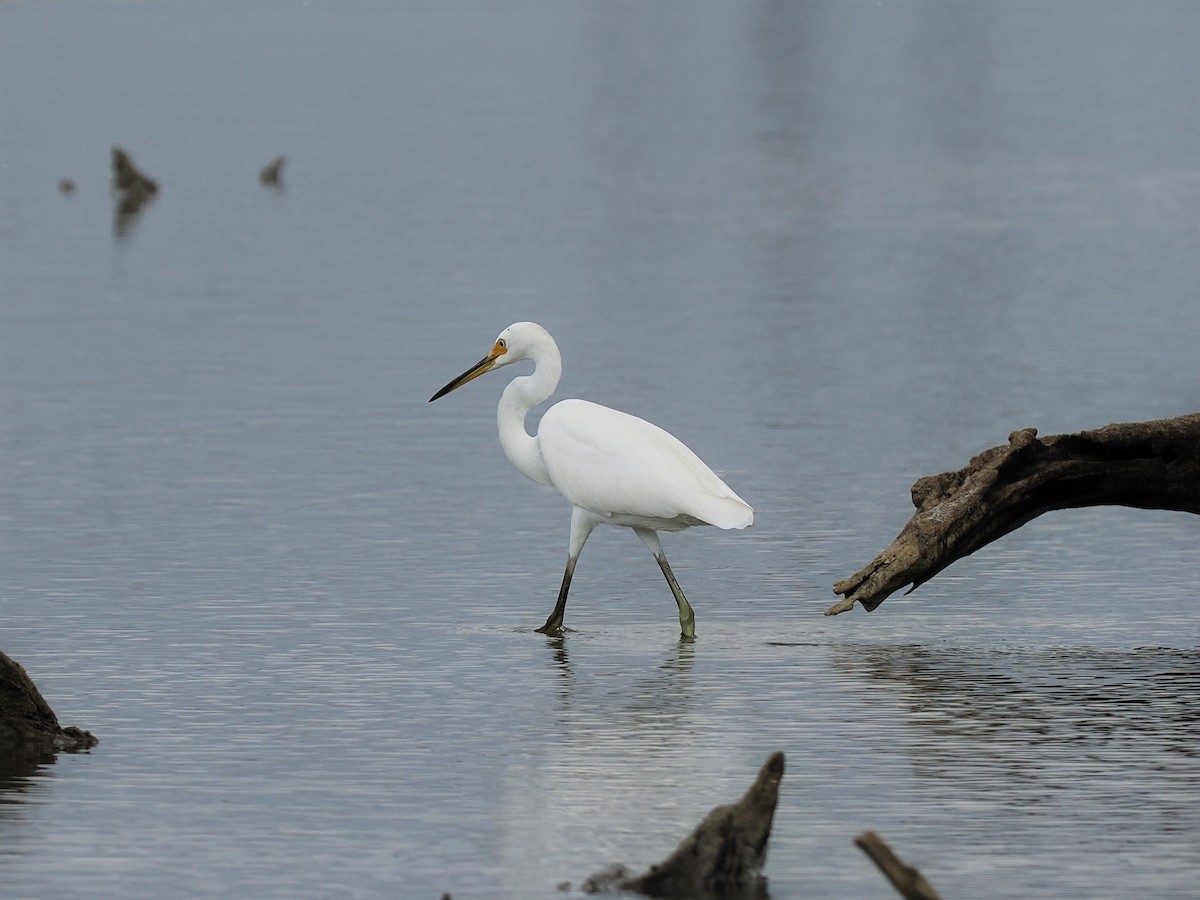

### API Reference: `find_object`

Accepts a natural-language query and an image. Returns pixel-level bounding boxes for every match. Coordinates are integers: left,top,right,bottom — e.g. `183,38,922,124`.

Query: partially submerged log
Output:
0,650,97,762
828,414,1200,615
855,831,941,900
111,145,158,236
583,751,784,898
259,154,287,186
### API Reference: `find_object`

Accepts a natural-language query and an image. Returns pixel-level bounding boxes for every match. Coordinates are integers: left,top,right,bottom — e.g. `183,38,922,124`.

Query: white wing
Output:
536,399,753,530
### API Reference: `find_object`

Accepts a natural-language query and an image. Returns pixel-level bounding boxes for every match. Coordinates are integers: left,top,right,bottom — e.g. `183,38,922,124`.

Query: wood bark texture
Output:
829,414,1200,615
583,751,784,898
1,650,97,760
854,831,941,900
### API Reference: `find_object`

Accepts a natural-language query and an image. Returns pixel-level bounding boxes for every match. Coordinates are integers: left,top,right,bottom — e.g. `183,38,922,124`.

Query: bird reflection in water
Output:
541,633,700,754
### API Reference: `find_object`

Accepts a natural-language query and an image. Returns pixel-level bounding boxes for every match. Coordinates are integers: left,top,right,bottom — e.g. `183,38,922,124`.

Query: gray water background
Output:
2,1,1200,897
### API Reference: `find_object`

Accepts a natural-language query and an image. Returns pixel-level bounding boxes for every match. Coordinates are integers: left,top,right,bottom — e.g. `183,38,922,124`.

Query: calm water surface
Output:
2,2,1199,897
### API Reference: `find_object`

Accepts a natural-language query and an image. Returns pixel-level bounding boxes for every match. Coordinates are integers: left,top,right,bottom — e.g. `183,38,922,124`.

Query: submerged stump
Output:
111,145,159,236
584,751,784,898
854,831,941,900
829,413,1200,615
259,154,286,186
0,650,97,762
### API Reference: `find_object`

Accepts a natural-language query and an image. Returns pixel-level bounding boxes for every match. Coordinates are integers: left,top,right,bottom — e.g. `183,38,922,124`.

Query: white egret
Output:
429,322,752,639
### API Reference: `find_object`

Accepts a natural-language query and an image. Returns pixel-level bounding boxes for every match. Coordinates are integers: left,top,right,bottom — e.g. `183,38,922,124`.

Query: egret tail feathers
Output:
696,493,754,530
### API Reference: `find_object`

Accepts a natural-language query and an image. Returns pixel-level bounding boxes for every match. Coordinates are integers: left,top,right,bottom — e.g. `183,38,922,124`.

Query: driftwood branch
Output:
854,831,941,900
829,414,1200,615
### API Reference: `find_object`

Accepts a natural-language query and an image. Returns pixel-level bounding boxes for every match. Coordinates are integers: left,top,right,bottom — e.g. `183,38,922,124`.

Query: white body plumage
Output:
537,398,753,532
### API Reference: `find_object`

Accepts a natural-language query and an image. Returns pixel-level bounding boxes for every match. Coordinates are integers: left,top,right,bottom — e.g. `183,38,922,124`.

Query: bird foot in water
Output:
677,606,696,641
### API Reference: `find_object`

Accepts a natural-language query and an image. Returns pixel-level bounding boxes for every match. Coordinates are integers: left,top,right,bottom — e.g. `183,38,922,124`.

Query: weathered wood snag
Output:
828,414,1200,615
583,751,784,898
854,831,941,900
259,155,287,186
111,145,159,236
0,651,97,761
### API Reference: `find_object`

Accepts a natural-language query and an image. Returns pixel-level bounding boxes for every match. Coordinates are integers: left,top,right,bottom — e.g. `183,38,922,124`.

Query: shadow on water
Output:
837,644,1200,811
0,752,53,838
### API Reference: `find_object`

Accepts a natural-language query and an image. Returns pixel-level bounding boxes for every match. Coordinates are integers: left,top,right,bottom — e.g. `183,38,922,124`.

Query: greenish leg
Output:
655,553,696,641
634,527,696,640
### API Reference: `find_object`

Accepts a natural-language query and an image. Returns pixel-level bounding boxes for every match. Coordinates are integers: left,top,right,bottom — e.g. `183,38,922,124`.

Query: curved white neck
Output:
497,340,561,487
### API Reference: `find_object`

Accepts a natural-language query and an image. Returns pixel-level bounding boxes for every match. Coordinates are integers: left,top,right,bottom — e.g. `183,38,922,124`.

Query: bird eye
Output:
497,339,507,350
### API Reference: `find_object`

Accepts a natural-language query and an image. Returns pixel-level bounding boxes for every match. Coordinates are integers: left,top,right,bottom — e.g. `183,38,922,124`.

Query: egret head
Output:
429,322,551,402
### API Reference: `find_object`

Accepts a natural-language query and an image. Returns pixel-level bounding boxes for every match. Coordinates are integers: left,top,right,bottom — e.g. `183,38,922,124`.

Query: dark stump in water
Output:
111,145,159,237
259,155,287,186
583,751,784,898
0,650,97,763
